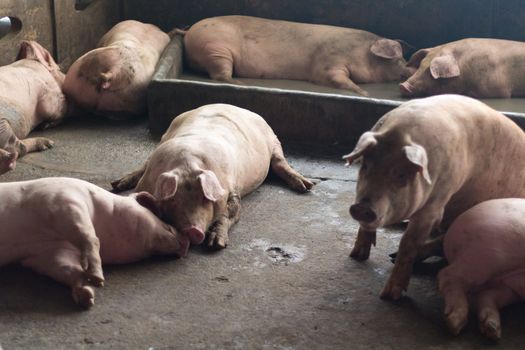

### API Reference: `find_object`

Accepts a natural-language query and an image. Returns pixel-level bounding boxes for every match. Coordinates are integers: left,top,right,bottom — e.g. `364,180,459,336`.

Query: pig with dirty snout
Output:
400,38,525,98
0,40,69,174
111,103,314,248
439,198,525,340
63,20,169,119
0,177,189,308
343,94,525,300
180,15,412,96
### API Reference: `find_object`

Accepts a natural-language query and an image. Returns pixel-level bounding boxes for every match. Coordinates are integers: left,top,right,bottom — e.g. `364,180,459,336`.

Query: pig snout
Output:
399,81,414,96
350,200,377,223
182,226,206,245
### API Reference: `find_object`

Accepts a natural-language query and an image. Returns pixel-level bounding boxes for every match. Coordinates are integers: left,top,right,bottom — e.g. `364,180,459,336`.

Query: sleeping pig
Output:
400,38,525,98
0,40,69,174
180,15,412,96
343,94,525,300
63,20,169,119
111,103,314,248
438,198,525,340
0,177,189,308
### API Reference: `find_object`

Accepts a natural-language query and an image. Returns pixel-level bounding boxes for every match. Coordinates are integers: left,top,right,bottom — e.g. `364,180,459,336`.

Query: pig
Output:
400,38,525,98
343,94,525,300
438,198,525,340
111,103,314,248
0,40,69,175
180,15,413,96
0,177,189,308
63,20,170,119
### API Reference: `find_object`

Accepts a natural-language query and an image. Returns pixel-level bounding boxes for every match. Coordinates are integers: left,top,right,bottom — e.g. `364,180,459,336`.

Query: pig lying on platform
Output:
439,198,525,340
343,94,525,300
63,20,169,119
400,38,525,98
0,41,69,174
111,103,313,248
0,177,189,308
180,15,412,96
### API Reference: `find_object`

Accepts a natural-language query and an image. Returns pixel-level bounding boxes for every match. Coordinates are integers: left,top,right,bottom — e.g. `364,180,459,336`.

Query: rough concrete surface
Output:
0,116,524,349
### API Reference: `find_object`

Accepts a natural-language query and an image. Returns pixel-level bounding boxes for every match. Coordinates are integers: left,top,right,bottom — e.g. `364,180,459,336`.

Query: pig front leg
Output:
380,207,443,300
111,163,146,192
270,143,314,192
350,227,376,261
315,66,369,96
21,243,97,308
20,137,54,154
206,193,241,249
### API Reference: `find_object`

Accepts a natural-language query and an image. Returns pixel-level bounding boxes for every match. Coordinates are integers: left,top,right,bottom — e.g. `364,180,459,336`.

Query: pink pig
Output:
0,177,189,308
0,41,69,174
439,198,525,340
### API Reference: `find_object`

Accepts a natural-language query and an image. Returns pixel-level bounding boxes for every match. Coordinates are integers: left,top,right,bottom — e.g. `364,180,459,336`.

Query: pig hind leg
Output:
270,143,314,193
207,193,241,249
21,243,96,308
199,44,243,85
111,163,146,192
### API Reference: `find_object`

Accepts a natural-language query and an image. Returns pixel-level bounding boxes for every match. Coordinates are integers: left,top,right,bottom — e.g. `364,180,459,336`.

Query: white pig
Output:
180,15,413,96
111,103,314,248
439,198,525,340
0,177,189,308
343,94,525,300
63,20,170,119
0,40,69,174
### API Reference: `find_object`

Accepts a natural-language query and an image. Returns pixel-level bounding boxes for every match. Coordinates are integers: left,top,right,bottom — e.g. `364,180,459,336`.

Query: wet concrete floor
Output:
0,115,524,349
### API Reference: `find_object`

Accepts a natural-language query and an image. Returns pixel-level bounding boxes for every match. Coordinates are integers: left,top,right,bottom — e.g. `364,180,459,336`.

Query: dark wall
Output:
123,0,525,49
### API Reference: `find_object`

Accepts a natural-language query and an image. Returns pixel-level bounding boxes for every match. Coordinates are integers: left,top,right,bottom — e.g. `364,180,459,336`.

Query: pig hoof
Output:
445,310,468,336
380,282,404,300
85,273,105,287
73,286,95,309
38,138,54,150
206,229,229,250
350,245,371,261
480,319,501,341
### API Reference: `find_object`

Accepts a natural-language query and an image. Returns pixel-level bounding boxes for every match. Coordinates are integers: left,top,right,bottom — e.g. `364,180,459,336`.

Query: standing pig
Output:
0,40,69,174
400,38,525,98
0,177,189,308
63,20,169,119
439,198,525,340
111,103,313,248
181,16,412,96
343,94,525,300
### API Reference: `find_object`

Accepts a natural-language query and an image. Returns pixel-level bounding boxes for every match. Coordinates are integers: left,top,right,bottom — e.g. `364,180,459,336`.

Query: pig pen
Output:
2,1,525,349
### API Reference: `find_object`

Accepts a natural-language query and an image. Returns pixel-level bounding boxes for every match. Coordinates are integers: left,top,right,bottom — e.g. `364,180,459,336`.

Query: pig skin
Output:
181,16,412,96
439,198,525,340
111,103,314,249
343,94,525,300
0,177,189,308
400,38,525,98
63,20,169,119
0,41,69,174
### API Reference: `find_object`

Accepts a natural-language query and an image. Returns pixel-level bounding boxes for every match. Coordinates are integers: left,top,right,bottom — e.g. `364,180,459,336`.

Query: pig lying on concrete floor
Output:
63,20,169,119
400,38,525,98
439,198,525,340
0,177,189,308
0,41,69,175
343,94,525,300
112,103,314,249
180,15,412,96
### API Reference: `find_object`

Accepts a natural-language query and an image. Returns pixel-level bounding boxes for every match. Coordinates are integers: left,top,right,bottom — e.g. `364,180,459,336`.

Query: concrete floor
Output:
0,116,524,349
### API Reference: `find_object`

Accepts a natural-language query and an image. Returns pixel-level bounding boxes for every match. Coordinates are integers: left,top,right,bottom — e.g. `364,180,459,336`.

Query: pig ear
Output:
16,40,59,72
403,144,431,185
198,170,225,202
133,191,161,216
342,132,377,166
406,48,431,68
155,172,178,200
430,55,460,79
370,39,403,59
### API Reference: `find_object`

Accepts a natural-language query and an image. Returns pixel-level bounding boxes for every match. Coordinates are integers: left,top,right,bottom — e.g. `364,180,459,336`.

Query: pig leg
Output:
201,44,243,85
207,193,241,249
111,164,146,192
270,143,314,193
318,67,369,96
381,208,442,300
438,264,473,335
350,227,376,261
20,137,54,154
21,243,96,308
474,285,519,340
